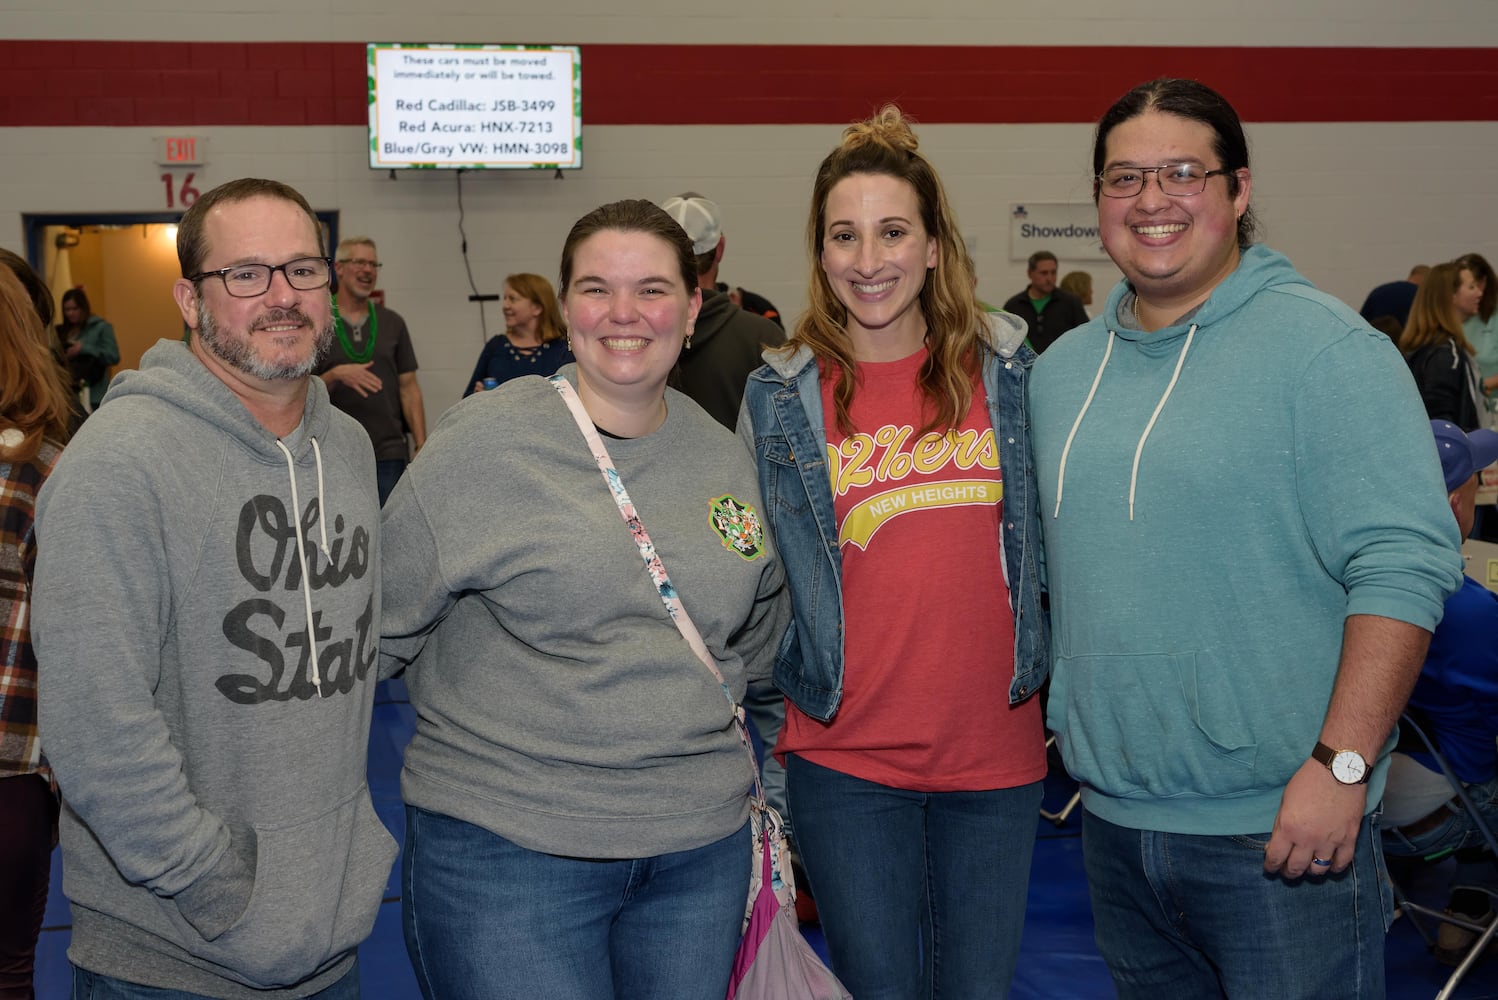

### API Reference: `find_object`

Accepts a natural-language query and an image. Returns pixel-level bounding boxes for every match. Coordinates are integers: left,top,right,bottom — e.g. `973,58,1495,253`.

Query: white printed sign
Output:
1009,203,1108,261
368,44,581,170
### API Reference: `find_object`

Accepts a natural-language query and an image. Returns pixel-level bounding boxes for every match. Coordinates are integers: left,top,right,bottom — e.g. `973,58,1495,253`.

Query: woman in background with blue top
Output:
465,273,572,394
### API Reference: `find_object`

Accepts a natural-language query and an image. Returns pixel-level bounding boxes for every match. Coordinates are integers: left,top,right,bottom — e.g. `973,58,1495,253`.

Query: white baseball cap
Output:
660,195,723,255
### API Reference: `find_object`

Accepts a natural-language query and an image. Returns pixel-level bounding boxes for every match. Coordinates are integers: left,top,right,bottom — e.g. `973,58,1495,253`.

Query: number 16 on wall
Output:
161,172,201,209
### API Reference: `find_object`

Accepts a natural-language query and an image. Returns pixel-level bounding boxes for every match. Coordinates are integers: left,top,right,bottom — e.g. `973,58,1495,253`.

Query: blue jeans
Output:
1082,811,1393,999
1383,774,1498,906
1382,773,1498,861
71,963,359,999
786,754,1041,1000
376,459,407,507
401,806,749,1000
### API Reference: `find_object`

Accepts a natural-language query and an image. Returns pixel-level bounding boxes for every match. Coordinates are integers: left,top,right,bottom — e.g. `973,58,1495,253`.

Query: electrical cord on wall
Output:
456,169,495,343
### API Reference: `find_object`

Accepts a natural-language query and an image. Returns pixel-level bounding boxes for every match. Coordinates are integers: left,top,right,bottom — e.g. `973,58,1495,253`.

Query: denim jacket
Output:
736,314,1050,721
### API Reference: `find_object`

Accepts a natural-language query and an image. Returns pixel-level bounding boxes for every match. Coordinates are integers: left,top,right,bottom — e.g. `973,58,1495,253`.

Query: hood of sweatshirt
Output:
1053,246,1311,520
1098,244,1311,350
690,286,737,349
105,340,335,460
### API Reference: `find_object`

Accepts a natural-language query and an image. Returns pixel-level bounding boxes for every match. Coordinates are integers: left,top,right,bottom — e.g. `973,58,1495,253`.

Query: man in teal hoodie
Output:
1031,79,1463,999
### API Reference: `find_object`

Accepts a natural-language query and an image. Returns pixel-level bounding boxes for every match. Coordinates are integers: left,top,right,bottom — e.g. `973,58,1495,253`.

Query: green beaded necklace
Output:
332,295,378,364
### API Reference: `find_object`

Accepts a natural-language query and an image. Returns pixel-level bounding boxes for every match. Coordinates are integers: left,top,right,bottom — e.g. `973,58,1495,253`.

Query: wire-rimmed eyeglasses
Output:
1097,164,1234,199
189,257,334,298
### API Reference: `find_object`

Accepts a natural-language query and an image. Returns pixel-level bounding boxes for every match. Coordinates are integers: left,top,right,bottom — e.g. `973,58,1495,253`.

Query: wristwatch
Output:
1311,742,1369,785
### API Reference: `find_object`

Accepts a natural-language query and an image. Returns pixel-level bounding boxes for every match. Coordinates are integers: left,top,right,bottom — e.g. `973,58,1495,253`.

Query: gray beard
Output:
196,295,334,381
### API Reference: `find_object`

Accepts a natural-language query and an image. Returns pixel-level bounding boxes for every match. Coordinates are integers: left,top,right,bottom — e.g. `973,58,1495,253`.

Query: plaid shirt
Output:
0,439,61,786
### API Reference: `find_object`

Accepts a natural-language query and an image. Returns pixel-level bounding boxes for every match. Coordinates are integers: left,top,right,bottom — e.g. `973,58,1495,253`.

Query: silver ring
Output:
1311,857,1332,867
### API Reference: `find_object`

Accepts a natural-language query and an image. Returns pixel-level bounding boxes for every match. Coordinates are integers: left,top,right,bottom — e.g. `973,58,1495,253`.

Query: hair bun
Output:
842,104,919,155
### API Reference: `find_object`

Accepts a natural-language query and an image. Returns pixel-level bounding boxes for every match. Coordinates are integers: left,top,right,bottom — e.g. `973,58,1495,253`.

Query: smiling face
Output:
1098,110,1251,321
502,283,544,337
175,195,333,384
561,228,701,414
819,172,937,360
1455,267,1483,320
334,242,379,302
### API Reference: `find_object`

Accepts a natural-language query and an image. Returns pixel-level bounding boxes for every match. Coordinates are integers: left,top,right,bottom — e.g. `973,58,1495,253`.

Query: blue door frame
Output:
22,210,340,277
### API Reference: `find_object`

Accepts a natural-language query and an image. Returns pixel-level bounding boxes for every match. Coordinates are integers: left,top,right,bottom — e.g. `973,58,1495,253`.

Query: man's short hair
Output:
337,236,378,260
176,178,323,278
1028,251,1058,271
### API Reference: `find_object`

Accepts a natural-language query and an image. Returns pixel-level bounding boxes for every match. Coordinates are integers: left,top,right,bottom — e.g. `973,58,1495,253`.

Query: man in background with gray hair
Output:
319,236,427,505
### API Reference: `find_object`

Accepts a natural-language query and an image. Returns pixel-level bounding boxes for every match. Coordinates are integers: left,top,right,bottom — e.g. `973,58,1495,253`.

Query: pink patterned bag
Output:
728,799,850,999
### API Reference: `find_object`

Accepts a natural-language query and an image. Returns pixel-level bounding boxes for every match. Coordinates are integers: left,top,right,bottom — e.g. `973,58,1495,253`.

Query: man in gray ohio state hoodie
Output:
32,178,396,1000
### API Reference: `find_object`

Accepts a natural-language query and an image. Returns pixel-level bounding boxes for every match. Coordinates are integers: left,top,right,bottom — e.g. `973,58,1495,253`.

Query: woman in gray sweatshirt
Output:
380,199,789,1000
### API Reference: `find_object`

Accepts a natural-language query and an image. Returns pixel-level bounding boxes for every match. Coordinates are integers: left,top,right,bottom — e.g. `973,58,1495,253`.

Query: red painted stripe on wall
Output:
1,41,1494,127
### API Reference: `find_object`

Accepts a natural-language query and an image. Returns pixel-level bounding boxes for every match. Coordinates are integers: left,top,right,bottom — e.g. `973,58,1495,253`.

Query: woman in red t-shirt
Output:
739,106,1049,999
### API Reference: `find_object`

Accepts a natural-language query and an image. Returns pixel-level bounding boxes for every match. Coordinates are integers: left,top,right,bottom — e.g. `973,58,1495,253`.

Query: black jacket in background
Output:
1407,340,1483,432
673,288,786,430
1001,287,1090,354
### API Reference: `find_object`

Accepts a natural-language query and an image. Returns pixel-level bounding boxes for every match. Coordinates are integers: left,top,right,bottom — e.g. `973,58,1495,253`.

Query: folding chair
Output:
1387,710,1498,999
1040,734,1082,827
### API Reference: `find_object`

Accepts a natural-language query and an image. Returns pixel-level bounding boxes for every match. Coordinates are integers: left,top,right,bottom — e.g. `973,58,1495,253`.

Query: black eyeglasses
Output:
1097,164,1234,199
189,257,334,298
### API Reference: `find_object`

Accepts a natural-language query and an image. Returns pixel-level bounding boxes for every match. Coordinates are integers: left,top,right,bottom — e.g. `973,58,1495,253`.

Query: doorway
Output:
24,211,340,377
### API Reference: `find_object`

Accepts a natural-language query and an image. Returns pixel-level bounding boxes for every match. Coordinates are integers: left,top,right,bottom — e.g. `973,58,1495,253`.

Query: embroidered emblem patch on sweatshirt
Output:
708,494,765,561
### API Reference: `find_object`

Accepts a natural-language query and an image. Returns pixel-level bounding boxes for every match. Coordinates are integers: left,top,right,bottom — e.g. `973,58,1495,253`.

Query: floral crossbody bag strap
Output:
546,374,767,799
548,375,796,927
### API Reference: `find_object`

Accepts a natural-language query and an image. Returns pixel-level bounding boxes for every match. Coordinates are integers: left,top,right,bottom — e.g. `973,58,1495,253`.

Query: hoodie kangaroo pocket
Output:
163,786,391,988
327,790,399,957
1051,650,1258,800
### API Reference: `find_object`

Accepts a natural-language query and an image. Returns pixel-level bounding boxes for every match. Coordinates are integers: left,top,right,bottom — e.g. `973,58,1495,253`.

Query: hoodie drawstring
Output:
1052,323,1198,522
309,437,332,557
273,437,332,697
1128,324,1197,520
1052,332,1115,518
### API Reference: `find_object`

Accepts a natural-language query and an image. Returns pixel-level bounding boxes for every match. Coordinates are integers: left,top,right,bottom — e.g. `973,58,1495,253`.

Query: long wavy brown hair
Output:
1399,262,1475,357
0,266,74,461
786,105,984,436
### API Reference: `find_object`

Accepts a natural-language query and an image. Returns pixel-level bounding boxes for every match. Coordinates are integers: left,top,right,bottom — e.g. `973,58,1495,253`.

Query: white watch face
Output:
1330,751,1367,784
